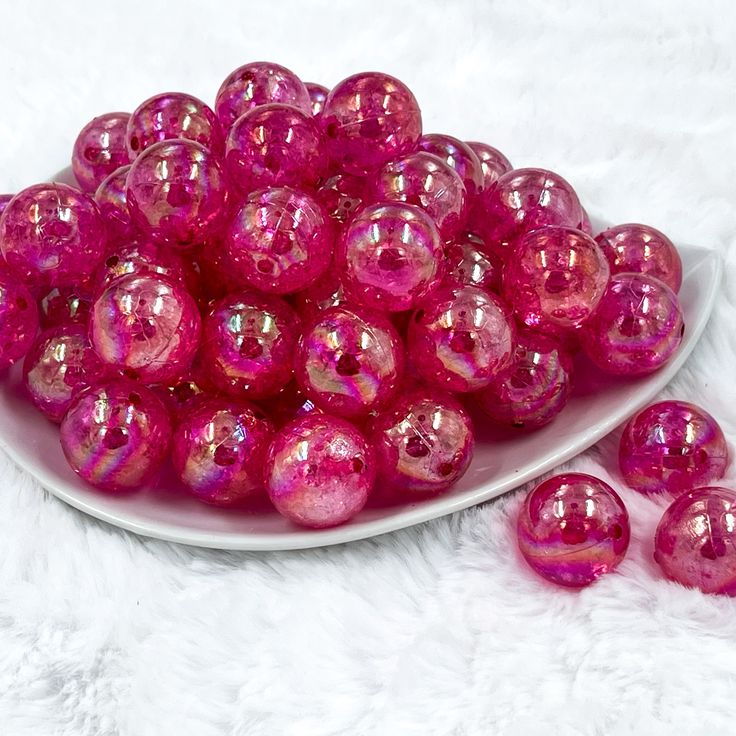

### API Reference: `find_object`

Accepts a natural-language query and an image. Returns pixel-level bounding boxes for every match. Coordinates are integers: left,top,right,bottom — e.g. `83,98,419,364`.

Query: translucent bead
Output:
38,285,92,328
316,171,366,223
443,232,502,293
94,164,134,244
305,82,329,117
465,141,512,190
0,264,39,370
72,112,131,192
418,134,484,196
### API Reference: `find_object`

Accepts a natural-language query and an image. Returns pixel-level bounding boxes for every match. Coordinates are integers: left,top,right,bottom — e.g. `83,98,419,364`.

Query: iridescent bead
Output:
94,164,134,244
465,141,512,190
371,151,467,240
443,232,502,293
0,264,39,370
581,273,684,376
171,397,274,507
320,72,422,176
225,187,334,294
408,285,515,392
418,134,484,196
291,266,346,322
502,226,610,330
517,473,630,587
38,285,92,328
595,223,682,293
200,290,300,400
89,273,201,383
60,378,171,492
305,82,329,117
265,414,375,528
619,401,728,495
316,171,366,223
225,103,328,193
370,388,474,494
337,202,443,312
126,139,228,248
72,112,131,192
215,61,311,129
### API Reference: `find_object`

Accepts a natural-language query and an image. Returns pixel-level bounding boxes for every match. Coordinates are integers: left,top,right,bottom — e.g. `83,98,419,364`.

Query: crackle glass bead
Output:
306,82,329,117
72,112,131,192
38,285,92,328
60,378,171,492
517,473,630,587
443,232,502,293
94,164,134,244
0,264,39,370
418,134,484,196
265,414,375,528
316,171,366,223
466,141,512,190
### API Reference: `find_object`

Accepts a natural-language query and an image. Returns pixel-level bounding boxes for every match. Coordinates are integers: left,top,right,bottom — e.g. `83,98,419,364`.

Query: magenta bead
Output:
619,401,728,495
370,388,474,494
321,72,422,176
0,264,39,370
337,202,443,312
60,378,171,492
172,397,274,507
305,82,329,117
200,290,300,400
89,273,201,383
465,141,512,190
581,273,684,376
265,414,375,528
38,285,92,328
503,226,610,330
94,164,134,244
126,139,228,248
443,232,502,293
517,473,630,587
0,183,107,290
72,112,130,193
316,171,366,223
418,134,484,196
215,61,311,129
595,223,682,293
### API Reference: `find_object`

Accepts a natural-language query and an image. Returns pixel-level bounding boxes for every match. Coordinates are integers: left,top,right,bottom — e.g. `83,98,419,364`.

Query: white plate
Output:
0,243,721,550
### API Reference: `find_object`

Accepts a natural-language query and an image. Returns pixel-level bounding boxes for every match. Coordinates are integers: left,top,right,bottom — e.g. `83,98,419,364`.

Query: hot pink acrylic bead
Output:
38,285,92,328
418,134,484,196
225,187,334,294
126,139,228,248
619,401,728,495
371,151,467,240
72,112,131,192
316,171,366,223
0,183,107,290
94,164,134,244
0,264,39,370
60,378,171,492
171,397,274,507
296,305,404,418
517,473,630,587
476,330,573,429
306,82,329,117
321,72,422,176
595,223,682,293
225,103,328,194
337,202,443,312
465,141,512,190
503,226,610,330
200,290,300,400
581,273,684,376
215,61,312,129
370,388,474,494
265,414,375,528
89,273,201,383
443,232,502,293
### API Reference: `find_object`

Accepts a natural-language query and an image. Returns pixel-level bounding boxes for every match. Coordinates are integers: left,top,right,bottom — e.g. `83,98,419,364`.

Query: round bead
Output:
418,134,484,196
94,164,134,244
72,112,131,192
60,378,171,492
517,473,630,587
321,72,422,175
581,273,684,376
619,401,728,495
503,226,610,330
171,397,274,507
316,171,366,223
465,141,512,190
305,82,329,117
0,264,39,370
337,202,443,312
89,273,201,383
443,232,502,293
265,414,375,528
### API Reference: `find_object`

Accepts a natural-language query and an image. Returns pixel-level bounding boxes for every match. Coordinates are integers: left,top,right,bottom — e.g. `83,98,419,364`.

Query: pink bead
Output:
619,401,728,495
595,223,683,293
321,72,422,176
654,487,736,595
126,92,224,158
371,151,467,240
418,134,484,196
581,273,684,376
517,473,630,587
503,226,610,330
225,103,328,193
476,330,573,429
172,397,274,507
0,183,107,290
200,290,300,400
60,378,171,492
22,324,104,422
225,187,334,294
291,266,346,322
408,284,515,392
215,61,311,129
89,273,201,384
38,285,92,328
316,171,366,223
72,112,131,193
305,82,329,117
94,164,134,244
337,202,443,312
126,139,229,248
465,141,512,190
370,388,474,494
0,264,39,370
443,232,502,293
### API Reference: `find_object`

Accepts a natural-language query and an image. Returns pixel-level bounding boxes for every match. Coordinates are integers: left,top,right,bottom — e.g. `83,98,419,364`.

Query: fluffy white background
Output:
1,1,735,734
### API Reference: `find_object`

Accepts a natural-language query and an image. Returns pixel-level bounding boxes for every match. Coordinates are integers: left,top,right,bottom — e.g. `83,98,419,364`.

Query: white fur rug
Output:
1,1,736,733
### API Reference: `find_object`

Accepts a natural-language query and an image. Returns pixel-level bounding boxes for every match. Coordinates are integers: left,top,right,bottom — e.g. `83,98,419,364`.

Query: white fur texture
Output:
1,2,736,733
